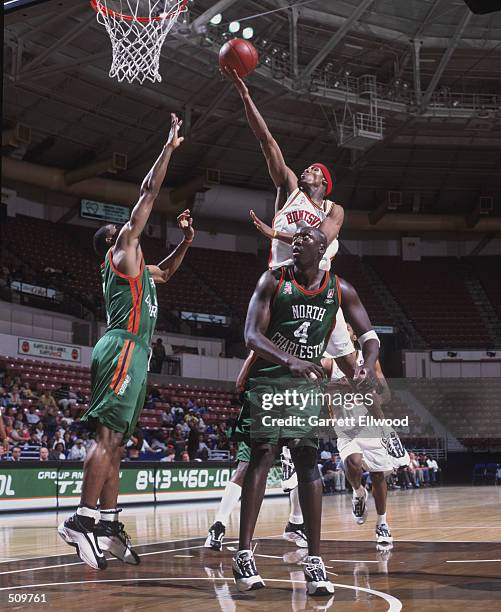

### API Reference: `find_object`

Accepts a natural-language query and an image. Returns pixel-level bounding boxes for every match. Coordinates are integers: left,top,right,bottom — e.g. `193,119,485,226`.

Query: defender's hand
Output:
221,66,249,98
353,364,377,393
167,113,184,149
250,210,274,240
177,208,194,242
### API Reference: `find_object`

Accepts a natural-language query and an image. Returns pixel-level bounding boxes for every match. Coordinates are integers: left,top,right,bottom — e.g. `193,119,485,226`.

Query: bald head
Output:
292,226,327,269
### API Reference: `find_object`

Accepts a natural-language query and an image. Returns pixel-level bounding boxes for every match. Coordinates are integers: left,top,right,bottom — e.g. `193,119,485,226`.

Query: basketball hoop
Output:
91,0,188,84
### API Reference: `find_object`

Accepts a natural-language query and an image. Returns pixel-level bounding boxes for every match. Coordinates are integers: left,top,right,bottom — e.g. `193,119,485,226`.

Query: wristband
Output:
272,229,278,239
183,238,193,244
358,330,380,348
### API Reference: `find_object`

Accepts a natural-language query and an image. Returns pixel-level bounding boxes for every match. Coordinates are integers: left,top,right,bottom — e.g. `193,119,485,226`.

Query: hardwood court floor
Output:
1,486,500,611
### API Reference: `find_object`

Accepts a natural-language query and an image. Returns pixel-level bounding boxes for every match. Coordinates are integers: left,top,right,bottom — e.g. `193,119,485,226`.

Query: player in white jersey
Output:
223,66,355,368
322,325,409,549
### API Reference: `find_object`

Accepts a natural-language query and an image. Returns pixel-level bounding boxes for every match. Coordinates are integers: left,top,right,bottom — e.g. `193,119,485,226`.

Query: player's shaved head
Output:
93,224,118,257
292,226,327,269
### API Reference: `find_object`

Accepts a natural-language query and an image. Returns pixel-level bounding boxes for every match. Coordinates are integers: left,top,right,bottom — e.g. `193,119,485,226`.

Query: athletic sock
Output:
215,481,241,525
353,486,366,498
76,505,100,526
100,508,120,522
376,513,387,526
289,486,303,524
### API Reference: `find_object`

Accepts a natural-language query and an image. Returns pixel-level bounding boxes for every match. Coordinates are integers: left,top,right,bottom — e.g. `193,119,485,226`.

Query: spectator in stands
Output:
408,452,422,487
160,447,176,462
10,421,30,444
68,439,86,461
54,383,77,411
8,385,21,406
321,453,346,493
39,390,57,411
61,409,74,429
0,445,8,461
9,446,22,462
426,455,440,484
51,431,65,449
26,406,40,426
42,406,58,438
126,430,159,460
33,421,45,443
39,447,49,461
49,442,66,461
180,451,190,462
151,338,166,374
196,434,210,461
417,453,431,484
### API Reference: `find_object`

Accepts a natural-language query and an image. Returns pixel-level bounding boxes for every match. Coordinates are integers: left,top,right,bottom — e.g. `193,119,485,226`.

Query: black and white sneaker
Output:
375,523,393,549
303,556,335,596
95,519,140,565
282,521,308,548
281,446,298,492
352,489,368,525
58,513,107,570
232,549,265,592
204,521,226,551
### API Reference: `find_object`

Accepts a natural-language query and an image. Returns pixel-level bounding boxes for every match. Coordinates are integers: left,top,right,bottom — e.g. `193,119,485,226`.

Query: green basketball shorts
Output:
233,377,323,449
80,329,150,442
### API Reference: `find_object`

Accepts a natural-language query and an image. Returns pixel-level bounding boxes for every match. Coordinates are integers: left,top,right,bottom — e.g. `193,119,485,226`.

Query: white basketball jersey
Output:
269,188,339,271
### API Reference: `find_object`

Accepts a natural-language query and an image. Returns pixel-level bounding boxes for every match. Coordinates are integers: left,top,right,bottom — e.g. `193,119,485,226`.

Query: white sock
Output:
100,508,120,522
215,481,241,525
76,505,100,523
353,486,366,498
376,513,387,526
289,487,303,524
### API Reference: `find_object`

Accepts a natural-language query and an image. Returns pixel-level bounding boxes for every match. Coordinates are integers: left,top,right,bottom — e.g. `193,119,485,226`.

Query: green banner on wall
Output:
0,464,283,511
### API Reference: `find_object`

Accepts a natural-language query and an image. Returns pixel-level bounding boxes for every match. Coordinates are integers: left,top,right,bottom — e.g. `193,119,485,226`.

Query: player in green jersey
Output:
58,113,193,570
231,226,380,597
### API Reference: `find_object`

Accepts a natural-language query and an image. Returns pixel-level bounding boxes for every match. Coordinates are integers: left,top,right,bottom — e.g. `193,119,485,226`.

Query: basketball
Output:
219,38,258,77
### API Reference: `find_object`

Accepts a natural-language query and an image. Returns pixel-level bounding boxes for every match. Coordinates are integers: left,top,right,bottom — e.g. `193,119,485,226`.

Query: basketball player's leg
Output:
205,457,249,551
370,471,393,547
58,336,147,569
233,441,277,591
290,442,334,596
281,445,307,547
340,443,369,525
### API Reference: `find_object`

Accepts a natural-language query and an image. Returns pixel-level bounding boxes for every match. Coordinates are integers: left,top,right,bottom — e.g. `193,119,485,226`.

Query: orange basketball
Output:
219,38,258,77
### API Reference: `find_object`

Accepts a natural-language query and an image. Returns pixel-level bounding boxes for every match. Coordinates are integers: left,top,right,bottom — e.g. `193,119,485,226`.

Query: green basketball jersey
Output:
247,265,341,380
101,249,158,346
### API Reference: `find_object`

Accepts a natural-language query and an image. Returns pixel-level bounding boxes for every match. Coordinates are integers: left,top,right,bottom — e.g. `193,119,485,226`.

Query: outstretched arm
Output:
147,209,194,284
114,113,184,276
250,203,345,246
223,67,297,193
245,271,324,380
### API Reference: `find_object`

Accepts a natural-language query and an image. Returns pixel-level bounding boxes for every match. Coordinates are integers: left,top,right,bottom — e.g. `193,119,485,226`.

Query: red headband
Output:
312,163,333,196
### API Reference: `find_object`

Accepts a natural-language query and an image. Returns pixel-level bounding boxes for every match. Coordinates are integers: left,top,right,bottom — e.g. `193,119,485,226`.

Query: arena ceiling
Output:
3,0,501,221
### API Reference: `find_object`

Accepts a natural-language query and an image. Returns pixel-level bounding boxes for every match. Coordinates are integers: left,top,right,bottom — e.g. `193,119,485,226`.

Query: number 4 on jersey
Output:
294,321,311,344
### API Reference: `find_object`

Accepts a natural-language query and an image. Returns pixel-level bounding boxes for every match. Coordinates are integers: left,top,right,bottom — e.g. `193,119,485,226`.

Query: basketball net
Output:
91,0,187,84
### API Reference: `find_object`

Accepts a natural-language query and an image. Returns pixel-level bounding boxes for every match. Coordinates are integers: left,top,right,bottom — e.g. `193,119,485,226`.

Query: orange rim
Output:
90,0,188,23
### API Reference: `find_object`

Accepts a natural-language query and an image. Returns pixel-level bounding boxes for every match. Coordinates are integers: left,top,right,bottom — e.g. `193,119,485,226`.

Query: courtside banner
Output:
0,463,282,511
18,338,81,363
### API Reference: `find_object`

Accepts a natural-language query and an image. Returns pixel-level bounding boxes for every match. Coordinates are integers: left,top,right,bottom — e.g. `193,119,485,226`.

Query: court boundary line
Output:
0,576,403,611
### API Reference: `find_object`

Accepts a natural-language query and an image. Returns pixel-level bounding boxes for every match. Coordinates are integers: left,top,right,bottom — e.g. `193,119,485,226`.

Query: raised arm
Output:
245,271,324,380
147,209,194,284
249,201,345,247
113,113,184,276
223,67,297,193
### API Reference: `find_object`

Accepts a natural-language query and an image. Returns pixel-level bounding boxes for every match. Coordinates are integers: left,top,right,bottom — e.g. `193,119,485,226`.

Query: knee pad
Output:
290,445,320,483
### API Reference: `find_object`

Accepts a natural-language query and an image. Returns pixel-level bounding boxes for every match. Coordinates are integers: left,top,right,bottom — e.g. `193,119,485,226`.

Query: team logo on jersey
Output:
325,288,335,304
283,281,293,295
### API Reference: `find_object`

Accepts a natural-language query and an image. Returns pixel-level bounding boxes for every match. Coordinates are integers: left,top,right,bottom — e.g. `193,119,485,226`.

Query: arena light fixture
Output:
209,13,222,25
229,21,240,33
242,27,254,40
